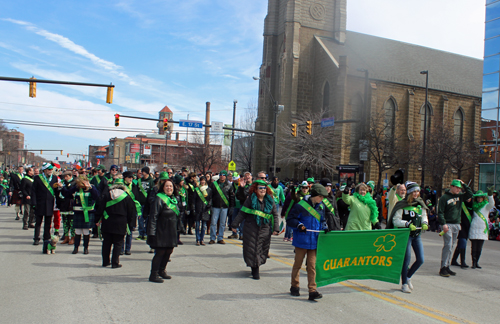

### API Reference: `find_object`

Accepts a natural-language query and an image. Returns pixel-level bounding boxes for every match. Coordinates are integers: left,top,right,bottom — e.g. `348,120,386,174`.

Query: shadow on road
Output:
68,274,145,284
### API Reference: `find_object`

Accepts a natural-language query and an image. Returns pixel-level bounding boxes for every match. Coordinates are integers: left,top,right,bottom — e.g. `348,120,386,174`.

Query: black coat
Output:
186,180,198,218
325,195,342,231
63,185,100,229
337,197,350,229
458,200,473,239
231,195,279,268
210,180,235,208
96,184,137,235
195,186,212,222
20,175,34,205
147,194,181,248
31,174,58,216
55,178,76,212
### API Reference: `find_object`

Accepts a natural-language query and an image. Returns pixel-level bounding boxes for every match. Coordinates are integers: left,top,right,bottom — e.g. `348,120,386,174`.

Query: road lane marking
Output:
226,238,476,324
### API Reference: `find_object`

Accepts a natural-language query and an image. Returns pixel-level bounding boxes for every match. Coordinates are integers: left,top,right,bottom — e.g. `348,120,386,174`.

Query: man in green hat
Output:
437,179,473,277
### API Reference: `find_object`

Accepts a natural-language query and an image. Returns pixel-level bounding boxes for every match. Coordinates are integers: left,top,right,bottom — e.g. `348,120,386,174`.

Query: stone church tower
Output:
254,0,347,176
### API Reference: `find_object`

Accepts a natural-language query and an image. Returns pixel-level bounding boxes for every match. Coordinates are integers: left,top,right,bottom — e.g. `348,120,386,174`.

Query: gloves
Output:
343,187,349,195
298,225,307,233
422,224,428,231
488,186,495,196
373,222,382,230
324,228,330,234
409,224,417,231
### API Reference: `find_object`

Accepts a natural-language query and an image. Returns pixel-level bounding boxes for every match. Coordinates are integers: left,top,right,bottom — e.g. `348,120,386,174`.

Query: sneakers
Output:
446,267,456,276
308,290,323,301
228,234,238,239
125,251,131,255
439,267,450,277
217,240,226,244
407,278,413,290
290,286,300,296
135,236,143,241
401,284,411,293
209,240,216,244
196,242,200,246
200,241,206,246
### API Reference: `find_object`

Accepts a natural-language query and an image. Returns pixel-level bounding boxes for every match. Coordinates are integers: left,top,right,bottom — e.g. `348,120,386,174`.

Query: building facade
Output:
254,0,482,189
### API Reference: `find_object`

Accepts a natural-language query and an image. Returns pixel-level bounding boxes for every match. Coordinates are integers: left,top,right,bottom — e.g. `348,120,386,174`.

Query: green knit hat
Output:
159,171,169,180
473,190,487,198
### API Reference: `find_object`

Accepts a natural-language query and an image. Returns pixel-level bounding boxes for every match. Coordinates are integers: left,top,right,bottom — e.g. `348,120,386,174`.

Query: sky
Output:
0,0,486,163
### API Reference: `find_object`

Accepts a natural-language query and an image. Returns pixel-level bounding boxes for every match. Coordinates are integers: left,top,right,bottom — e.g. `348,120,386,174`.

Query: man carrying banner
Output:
387,181,428,293
287,184,329,301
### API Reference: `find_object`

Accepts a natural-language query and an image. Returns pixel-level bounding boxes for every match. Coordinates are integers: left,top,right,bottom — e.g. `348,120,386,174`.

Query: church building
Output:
254,0,482,188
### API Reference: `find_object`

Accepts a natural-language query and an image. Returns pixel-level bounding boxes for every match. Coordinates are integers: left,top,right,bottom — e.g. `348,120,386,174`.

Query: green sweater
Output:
437,184,473,225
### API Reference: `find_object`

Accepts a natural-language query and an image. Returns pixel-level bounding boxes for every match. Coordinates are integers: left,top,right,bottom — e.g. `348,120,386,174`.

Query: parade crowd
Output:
1,163,499,300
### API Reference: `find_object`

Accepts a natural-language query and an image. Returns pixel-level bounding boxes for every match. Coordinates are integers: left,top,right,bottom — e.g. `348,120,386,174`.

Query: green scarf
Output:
250,192,274,226
472,199,488,212
353,192,379,224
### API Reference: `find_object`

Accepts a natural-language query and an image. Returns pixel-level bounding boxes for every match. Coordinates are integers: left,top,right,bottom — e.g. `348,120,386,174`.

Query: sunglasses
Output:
258,176,266,179
258,186,267,190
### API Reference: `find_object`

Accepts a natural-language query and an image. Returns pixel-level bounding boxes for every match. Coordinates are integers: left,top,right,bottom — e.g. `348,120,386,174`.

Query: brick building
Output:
254,0,482,189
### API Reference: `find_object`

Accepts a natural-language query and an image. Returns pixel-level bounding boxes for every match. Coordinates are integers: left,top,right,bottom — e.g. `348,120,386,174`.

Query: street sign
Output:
96,155,105,158
212,121,223,132
383,179,389,188
179,120,203,128
359,151,368,161
228,160,236,171
163,163,168,167
321,116,335,128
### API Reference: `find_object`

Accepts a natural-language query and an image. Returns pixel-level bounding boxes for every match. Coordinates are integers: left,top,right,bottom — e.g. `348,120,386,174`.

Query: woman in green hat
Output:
469,187,495,269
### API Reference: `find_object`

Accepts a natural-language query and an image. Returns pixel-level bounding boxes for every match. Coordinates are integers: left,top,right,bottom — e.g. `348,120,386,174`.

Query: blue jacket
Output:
287,196,327,250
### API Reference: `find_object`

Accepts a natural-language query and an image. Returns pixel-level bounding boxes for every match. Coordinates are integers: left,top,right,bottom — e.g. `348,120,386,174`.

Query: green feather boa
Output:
472,199,489,212
354,192,379,224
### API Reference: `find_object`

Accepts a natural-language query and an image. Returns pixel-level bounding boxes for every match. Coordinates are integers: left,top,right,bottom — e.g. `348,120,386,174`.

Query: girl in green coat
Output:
342,183,379,231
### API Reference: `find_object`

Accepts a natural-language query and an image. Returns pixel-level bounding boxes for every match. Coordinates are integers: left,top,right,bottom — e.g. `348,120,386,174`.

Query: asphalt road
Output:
1,206,499,324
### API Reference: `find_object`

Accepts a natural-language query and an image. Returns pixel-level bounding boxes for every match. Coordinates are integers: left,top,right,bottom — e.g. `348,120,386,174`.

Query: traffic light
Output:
163,118,168,131
306,120,312,135
40,150,43,155
114,114,120,127
60,150,63,155
291,123,297,137
29,77,36,98
67,153,69,158
106,86,114,104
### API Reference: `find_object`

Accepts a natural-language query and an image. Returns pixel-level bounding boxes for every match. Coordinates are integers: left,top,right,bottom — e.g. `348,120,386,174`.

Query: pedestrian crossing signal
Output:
163,118,168,131
29,77,36,98
106,86,114,104
115,114,120,127
291,123,297,137
306,120,312,135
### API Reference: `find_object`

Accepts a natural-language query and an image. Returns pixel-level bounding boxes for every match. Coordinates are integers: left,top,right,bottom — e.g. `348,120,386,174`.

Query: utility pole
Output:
230,100,237,161
420,70,429,189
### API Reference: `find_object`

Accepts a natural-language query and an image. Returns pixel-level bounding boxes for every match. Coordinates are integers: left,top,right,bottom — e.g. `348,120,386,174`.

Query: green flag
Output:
315,228,410,287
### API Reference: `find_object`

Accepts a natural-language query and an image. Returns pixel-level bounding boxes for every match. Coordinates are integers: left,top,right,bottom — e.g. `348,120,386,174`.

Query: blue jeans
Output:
457,237,467,249
122,232,132,252
285,222,293,239
210,207,228,242
195,220,207,242
401,235,424,285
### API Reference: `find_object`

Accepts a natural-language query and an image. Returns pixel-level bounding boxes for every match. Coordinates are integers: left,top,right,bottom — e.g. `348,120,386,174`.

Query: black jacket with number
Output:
31,174,58,216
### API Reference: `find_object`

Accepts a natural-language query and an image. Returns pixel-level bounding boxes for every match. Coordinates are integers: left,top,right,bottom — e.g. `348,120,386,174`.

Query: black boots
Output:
251,267,260,280
149,271,164,283
471,246,483,269
308,290,323,301
459,248,469,268
158,270,172,279
83,235,90,254
290,286,300,296
72,235,81,254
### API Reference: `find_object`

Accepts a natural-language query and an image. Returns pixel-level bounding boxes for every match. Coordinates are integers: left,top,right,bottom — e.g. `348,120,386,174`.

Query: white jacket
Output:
469,195,494,240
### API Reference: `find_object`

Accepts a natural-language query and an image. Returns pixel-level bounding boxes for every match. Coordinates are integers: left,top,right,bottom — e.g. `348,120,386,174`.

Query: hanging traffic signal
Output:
40,150,43,154
60,150,63,155
306,120,312,135
106,86,114,104
67,153,69,158
163,118,168,131
291,123,297,137
29,77,36,98
114,114,120,127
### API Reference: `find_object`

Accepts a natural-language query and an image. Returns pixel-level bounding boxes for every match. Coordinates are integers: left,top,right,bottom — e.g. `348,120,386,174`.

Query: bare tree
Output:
276,109,341,178
361,110,417,190
446,137,481,180
233,100,257,173
183,131,222,173
422,126,453,197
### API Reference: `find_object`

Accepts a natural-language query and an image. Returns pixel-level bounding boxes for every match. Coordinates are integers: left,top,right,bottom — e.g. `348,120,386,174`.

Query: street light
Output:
253,76,284,177
420,70,429,189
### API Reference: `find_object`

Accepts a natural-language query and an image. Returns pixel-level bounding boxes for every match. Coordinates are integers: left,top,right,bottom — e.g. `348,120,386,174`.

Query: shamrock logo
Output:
373,234,397,252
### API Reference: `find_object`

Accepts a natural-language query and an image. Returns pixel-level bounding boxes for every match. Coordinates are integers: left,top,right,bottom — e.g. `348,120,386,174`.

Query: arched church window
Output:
453,109,464,143
383,97,397,139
